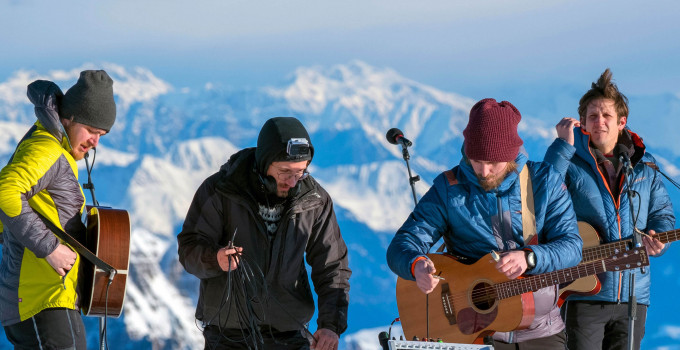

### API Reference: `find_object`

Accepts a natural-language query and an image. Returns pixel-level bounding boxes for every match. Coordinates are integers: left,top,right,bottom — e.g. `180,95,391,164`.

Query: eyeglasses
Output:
275,168,309,183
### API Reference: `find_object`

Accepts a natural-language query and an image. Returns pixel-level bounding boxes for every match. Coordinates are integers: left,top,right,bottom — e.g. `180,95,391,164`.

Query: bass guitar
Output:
80,206,131,317
396,247,648,344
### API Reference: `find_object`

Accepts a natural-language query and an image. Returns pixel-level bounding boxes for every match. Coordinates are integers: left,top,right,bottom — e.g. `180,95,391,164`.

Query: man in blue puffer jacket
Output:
544,69,675,349
388,98,583,349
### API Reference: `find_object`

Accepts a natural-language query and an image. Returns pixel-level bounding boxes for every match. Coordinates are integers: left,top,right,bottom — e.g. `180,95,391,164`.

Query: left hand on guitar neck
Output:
495,250,529,280
643,230,665,256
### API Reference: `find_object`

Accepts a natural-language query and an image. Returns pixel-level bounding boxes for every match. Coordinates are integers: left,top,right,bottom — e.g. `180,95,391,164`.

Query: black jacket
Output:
177,148,351,334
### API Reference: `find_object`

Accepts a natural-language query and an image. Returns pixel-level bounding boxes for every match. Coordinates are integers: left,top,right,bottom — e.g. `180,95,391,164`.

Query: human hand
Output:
495,250,528,280
413,258,439,294
311,328,338,350
555,117,580,146
45,244,77,277
216,246,243,271
643,231,665,256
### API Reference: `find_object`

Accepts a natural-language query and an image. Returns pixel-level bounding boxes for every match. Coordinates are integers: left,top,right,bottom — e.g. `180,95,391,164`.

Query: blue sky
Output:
2,0,680,101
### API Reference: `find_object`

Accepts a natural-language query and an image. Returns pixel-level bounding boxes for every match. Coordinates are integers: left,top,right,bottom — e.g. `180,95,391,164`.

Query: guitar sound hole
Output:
470,282,497,312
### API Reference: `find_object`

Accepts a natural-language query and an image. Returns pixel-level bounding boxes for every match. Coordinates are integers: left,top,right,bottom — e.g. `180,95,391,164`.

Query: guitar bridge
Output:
441,282,457,325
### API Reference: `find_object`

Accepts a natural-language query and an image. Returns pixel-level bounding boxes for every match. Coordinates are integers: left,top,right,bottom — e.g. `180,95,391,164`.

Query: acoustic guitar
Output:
80,206,131,317
557,221,679,305
396,247,648,344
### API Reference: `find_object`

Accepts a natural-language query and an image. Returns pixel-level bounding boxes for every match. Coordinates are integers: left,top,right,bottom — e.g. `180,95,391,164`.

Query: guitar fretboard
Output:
582,229,680,263
493,249,648,300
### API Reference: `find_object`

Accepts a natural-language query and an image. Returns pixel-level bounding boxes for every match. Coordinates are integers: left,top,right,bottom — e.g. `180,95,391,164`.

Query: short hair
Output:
578,68,629,122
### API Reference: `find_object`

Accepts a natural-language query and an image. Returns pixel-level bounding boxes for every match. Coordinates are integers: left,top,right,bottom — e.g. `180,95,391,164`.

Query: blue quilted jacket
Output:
544,127,675,305
387,150,583,342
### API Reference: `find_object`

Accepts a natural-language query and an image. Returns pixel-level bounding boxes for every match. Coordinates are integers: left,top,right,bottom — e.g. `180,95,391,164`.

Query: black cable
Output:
83,148,99,207
656,167,680,190
202,248,320,350
103,277,113,350
388,317,400,340
204,251,268,350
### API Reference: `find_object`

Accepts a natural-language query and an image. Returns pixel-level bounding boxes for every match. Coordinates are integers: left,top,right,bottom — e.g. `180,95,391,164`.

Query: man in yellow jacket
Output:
0,70,116,349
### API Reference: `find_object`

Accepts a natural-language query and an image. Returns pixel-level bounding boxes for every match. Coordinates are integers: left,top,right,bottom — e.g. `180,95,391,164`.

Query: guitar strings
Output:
444,254,632,304
438,253,644,307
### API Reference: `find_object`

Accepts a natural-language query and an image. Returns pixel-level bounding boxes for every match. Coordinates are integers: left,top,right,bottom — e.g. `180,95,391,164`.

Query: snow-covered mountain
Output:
1,62,680,349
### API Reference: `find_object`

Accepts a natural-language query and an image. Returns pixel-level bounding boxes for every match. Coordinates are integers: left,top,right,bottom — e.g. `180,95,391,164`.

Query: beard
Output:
476,161,518,191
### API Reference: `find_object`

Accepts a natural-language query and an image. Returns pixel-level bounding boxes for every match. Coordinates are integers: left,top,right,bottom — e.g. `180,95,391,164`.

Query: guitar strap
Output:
35,210,115,274
11,132,116,274
435,169,459,253
519,165,537,244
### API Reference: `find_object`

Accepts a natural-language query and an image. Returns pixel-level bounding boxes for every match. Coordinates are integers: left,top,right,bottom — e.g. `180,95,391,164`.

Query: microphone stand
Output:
83,149,108,350
400,142,420,206
621,154,642,350
395,141,432,342
83,151,100,207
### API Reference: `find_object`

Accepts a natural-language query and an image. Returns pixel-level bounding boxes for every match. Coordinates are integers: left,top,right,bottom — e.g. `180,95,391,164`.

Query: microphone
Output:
386,128,412,147
378,331,390,350
614,144,632,171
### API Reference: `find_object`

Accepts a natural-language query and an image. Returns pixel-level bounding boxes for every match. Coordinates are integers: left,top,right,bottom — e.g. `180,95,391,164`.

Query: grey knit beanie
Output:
255,117,314,175
60,70,116,132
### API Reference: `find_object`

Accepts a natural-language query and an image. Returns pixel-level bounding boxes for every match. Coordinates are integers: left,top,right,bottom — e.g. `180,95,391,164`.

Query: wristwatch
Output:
524,250,536,270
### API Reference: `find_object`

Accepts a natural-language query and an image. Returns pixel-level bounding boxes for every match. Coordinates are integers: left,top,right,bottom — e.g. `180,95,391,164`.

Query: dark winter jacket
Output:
544,127,675,305
387,150,583,343
177,148,351,335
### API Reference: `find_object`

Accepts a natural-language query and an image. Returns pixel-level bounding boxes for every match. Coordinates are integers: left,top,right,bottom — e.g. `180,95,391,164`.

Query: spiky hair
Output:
578,68,629,121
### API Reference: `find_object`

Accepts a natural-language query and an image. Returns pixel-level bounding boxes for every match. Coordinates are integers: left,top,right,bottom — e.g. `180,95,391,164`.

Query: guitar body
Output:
557,222,602,306
396,253,535,344
81,207,131,317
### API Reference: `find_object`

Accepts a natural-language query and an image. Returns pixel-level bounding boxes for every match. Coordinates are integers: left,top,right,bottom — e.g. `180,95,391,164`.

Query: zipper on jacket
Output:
62,269,71,290
586,143,626,302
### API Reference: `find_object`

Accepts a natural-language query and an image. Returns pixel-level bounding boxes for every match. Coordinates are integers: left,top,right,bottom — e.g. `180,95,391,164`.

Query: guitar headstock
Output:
603,247,649,271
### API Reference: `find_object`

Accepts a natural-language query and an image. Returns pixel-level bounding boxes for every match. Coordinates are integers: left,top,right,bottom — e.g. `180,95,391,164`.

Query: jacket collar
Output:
573,126,646,167
215,148,320,209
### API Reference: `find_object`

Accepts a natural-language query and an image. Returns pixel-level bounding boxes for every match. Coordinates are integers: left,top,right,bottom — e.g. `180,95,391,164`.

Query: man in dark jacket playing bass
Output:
178,117,351,350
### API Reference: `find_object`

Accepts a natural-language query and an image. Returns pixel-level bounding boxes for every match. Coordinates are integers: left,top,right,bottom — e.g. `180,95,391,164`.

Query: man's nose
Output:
90,134,100,147
481,166,493,178
284,175,298,187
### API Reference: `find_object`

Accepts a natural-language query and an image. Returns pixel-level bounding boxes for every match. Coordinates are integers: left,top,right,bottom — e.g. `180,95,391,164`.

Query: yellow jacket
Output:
0,80,85,326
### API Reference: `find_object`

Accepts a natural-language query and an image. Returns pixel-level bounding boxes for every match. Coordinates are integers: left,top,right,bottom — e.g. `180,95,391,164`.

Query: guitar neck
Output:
494,248,648,299
582,229,680,263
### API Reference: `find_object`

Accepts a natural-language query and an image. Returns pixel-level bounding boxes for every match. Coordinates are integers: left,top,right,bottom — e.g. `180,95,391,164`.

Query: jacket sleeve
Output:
176,174,225,279
644,159,675,257
305,194,351,335
544,138,576,178
386,173,448,281
0,137,62,258
527,166,583,274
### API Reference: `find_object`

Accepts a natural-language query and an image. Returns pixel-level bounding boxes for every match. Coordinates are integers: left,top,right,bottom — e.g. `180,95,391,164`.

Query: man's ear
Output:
618,116,627,130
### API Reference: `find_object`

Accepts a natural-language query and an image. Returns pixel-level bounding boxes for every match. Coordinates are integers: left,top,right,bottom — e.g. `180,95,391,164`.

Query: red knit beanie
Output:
463,98,523,162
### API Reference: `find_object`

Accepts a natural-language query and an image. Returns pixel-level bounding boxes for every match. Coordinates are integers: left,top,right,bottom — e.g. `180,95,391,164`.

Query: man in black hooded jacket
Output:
178,117,351,350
